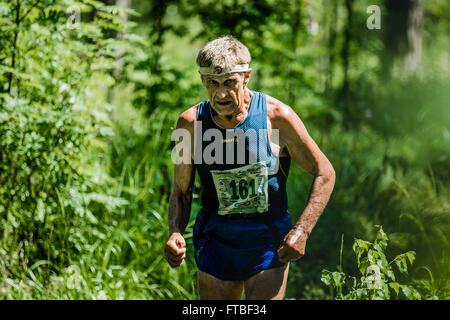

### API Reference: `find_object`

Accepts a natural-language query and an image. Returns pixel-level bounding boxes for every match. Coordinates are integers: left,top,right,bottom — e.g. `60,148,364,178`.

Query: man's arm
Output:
270,100,336,263
165,107,197,268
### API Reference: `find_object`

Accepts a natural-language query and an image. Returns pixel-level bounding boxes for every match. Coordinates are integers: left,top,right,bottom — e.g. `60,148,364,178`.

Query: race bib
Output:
210,162,269,215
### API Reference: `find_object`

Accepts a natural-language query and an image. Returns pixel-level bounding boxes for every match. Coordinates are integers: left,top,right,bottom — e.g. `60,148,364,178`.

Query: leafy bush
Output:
0,0,135,297
0,0,198,299
321,226,422,300
0,0,448,300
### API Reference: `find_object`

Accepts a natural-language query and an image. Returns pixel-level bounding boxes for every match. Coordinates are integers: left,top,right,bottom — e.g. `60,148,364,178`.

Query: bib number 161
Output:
229,178,257,200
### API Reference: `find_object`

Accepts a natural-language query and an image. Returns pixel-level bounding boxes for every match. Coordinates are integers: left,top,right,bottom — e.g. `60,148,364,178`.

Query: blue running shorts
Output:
192,208,293,281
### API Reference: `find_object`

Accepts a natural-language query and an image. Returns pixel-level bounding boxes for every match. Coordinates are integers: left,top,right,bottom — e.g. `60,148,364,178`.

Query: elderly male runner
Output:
164,36,335,300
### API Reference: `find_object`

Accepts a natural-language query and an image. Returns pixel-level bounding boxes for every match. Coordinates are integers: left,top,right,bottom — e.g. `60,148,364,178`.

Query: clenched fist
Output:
277,227,309,264
164,232,186,268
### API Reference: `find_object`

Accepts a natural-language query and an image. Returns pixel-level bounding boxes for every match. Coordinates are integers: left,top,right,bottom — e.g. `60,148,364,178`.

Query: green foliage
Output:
0,0,448,300
321,226,422,300
0,0,195,299
1,0,120,254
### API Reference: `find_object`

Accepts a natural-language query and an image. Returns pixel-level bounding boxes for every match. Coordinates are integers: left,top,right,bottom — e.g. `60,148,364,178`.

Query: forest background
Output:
0,0,449,299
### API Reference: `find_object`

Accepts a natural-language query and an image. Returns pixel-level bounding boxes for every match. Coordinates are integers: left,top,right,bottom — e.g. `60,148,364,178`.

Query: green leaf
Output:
393,251,416,275
386,270,396,281
332,272,345,287
321,271,331,286
374,225,388,250
393,254,407,275
405,251,416,265
353,238,372,267
402,286,422,300
355,288,367,299
0,2,11,16
358,259,370,276
389,282,400,295
353,239,371,253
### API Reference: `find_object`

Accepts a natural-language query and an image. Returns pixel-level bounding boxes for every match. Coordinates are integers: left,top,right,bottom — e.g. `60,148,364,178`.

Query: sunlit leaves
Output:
322,226,421,300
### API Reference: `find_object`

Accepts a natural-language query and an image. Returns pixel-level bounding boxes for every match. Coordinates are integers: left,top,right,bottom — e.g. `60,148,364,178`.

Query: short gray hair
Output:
196,36,251,69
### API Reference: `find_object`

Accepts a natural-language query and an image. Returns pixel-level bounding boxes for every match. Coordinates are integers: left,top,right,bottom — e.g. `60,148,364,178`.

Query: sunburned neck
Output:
223,114,234,121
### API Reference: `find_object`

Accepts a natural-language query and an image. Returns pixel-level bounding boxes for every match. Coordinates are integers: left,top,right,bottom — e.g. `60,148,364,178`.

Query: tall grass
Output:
0,83,198,300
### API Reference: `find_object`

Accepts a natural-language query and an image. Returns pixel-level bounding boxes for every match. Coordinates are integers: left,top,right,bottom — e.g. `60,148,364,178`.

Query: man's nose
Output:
216,85,228,98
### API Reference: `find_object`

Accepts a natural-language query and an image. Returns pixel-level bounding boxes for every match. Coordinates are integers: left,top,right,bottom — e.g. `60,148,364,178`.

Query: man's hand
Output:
277,227,309,264
164,232,186,268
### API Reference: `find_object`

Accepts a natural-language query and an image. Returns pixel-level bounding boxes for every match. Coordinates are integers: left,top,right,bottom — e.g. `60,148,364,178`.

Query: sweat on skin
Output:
165,36,336,300
166,90,336,271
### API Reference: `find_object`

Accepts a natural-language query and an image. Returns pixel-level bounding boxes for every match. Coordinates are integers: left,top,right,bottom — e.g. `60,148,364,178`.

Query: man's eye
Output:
225,80,235,86
208,80,218,85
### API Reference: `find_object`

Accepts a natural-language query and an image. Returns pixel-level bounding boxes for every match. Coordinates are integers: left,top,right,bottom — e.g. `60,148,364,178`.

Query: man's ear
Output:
243,69,252,86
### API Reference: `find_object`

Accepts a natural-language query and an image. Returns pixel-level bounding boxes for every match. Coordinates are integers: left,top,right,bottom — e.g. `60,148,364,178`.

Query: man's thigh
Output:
197,269,244,300
244,263,289,300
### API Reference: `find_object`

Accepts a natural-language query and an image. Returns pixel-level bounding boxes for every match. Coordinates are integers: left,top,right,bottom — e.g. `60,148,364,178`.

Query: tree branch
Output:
19,0,40,23
7,0,21,94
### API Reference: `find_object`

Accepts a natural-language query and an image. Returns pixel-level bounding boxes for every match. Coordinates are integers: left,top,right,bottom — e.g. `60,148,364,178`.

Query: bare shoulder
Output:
265,94,299,127
177,104,199,132
265,93,313,148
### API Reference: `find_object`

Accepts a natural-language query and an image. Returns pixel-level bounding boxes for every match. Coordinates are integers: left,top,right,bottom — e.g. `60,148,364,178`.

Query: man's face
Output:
202,70,251,117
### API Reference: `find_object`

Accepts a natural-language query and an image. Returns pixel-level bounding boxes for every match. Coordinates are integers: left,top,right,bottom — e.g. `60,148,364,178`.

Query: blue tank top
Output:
194,90,290,219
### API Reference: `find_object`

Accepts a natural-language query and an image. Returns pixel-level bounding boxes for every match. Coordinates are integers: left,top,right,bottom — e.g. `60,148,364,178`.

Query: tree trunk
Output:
7,0,21,95
382,0,423,75
340,0,353,98
325,0,338,94
404,0,423,73
108,0,130,104
288,0,302,106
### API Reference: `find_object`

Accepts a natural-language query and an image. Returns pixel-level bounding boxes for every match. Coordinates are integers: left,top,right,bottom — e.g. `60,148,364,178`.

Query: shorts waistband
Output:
203,209,287,221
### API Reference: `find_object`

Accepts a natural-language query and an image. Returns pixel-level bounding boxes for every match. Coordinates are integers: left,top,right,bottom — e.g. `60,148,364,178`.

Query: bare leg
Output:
244,263,289,300
197,269,244,300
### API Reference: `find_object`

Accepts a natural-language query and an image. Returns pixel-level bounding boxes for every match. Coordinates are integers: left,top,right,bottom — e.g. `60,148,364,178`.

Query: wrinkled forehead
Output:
202,72,243,82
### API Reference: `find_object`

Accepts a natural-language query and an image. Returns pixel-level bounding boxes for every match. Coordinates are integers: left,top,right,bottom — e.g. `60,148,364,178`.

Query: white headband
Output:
198,64,250,76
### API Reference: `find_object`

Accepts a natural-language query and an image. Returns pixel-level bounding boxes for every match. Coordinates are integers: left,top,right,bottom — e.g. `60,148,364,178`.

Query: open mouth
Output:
216,101,231,106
